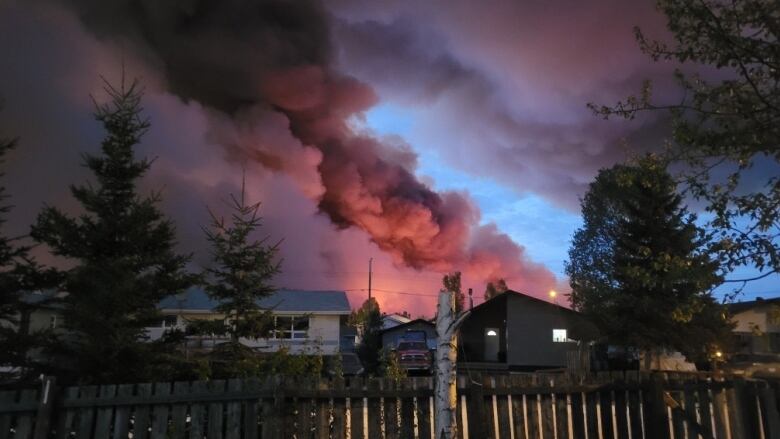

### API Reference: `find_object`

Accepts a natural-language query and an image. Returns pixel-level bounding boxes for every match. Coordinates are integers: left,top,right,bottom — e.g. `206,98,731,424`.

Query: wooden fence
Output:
1,371,779,439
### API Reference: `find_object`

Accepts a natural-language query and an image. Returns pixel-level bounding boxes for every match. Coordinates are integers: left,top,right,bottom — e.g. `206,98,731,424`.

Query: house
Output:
149,288,352,355
380,318,437,351
381,313,412,330
728,297,780,355
458,290,599,371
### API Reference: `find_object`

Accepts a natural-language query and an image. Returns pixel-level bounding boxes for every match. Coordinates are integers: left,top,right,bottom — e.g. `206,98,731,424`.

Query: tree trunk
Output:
434,289,469,439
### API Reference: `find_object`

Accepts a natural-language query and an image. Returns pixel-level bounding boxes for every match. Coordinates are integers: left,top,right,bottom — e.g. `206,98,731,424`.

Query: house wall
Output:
505,296,580,367
381,322,437,351
732,306,780,354
153,312,343,355
458,296,507,362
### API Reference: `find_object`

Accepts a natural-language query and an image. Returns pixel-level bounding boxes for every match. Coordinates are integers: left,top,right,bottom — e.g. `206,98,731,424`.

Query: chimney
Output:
468,288,473,310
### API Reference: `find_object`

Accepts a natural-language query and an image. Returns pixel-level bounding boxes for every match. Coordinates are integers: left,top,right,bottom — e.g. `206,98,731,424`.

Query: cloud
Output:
0,0,563,313
329,0,676,209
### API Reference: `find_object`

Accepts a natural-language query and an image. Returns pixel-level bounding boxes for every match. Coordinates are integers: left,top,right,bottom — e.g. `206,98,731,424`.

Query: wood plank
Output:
711,387,731,439
76,386,98,439
540,393,555,439
496,377,512,439
399,379,414,439
111,385,133,439
0,390,16,439
585,391,600,439
207,380,226,439
243,378,260,439
14,389,38,439
348,378,365,439
188,381,208,439
93,385,117,439
466,375,487,439
415,378,433,439
527,394,540,439
367,378,383,438
569,392,586,439
133,383,153,439
758,384,780,439
696,386,714,439
150,382,172,439
626,389,643,439
331,380,346,439
224,380,242,439
315,392,330,439
384,379,399,439
613,388,629,439
168,381,189,439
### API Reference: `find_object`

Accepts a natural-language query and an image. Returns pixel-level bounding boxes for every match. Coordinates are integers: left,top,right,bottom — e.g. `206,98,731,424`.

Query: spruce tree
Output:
483,278,508,301
349,298,382,374
566,155,732,365
30,79,197,384
0,135,39,381
198,181,280,374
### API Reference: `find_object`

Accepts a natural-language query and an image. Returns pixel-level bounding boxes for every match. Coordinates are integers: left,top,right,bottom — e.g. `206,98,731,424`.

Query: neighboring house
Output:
380,318,437,352
149,288,352,355
458,290,599,371
381,313,412,330
728,297,780,355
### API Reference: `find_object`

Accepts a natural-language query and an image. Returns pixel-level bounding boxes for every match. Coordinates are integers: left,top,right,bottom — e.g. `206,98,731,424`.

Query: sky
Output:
0,0,776,315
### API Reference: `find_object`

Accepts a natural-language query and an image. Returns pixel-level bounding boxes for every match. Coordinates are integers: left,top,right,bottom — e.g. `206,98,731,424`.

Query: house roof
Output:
159,287,351,314
469,289,579,315
379,318,435,334
381,313,412,329
728,297,780,314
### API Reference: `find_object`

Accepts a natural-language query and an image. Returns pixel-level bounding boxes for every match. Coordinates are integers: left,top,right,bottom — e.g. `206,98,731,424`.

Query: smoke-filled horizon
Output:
1,0,777,315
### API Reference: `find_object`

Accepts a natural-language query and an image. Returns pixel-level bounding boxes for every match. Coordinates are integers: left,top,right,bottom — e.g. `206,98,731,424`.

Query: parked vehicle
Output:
396,340,432,372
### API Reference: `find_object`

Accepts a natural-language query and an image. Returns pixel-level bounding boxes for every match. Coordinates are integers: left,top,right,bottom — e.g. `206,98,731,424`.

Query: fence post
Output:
644,374,671,439
32,376,57,439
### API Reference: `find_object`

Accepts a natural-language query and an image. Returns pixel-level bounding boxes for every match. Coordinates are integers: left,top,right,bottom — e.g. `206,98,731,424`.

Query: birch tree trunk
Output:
434,289,469,439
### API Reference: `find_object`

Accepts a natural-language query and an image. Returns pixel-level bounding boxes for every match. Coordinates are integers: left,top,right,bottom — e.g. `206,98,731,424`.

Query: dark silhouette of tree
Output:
349,297,382,375
31,79,197,384
484,278,508,301
591,0,780,291
566,155,733,366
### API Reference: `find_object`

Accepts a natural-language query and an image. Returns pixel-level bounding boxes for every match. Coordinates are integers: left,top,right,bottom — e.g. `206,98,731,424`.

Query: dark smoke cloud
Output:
328,0,676,209
43,0,558,294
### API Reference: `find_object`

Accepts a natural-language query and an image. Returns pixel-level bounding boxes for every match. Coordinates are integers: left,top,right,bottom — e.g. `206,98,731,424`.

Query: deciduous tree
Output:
591,0,780,290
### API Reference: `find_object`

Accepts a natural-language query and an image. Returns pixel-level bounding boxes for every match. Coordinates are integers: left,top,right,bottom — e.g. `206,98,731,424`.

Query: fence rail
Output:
1,371,778,438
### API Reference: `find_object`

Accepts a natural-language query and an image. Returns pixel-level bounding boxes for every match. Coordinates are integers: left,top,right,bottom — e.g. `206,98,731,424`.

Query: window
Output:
553,329,567,343
273,316,309,339
49,315,57,329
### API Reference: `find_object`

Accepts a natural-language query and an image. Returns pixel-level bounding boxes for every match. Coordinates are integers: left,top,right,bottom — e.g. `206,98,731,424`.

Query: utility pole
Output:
368,257,373,302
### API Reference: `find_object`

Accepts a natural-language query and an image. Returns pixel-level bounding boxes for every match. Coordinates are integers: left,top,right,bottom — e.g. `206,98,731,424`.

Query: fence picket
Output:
0,390,16,439
133,383,153,439
188,381,208,439
150,382,171,439
224,379,242,439
13,389,38,439
76,386,98,439
168,381,189,439
93,384,116,439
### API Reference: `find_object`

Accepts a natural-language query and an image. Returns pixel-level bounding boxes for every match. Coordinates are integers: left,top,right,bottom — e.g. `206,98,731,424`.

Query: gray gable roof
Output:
159,287,351,314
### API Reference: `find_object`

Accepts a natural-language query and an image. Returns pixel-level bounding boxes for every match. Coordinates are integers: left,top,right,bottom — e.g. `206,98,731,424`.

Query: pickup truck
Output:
396,340,433,372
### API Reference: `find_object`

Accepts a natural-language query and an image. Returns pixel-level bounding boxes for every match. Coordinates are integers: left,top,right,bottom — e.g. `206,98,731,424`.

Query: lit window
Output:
553,329,567,343
486,329,498,336
273,316,309,339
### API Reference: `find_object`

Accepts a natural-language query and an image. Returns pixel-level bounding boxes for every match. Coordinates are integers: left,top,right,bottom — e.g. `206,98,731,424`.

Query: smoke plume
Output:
41,0,558,294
